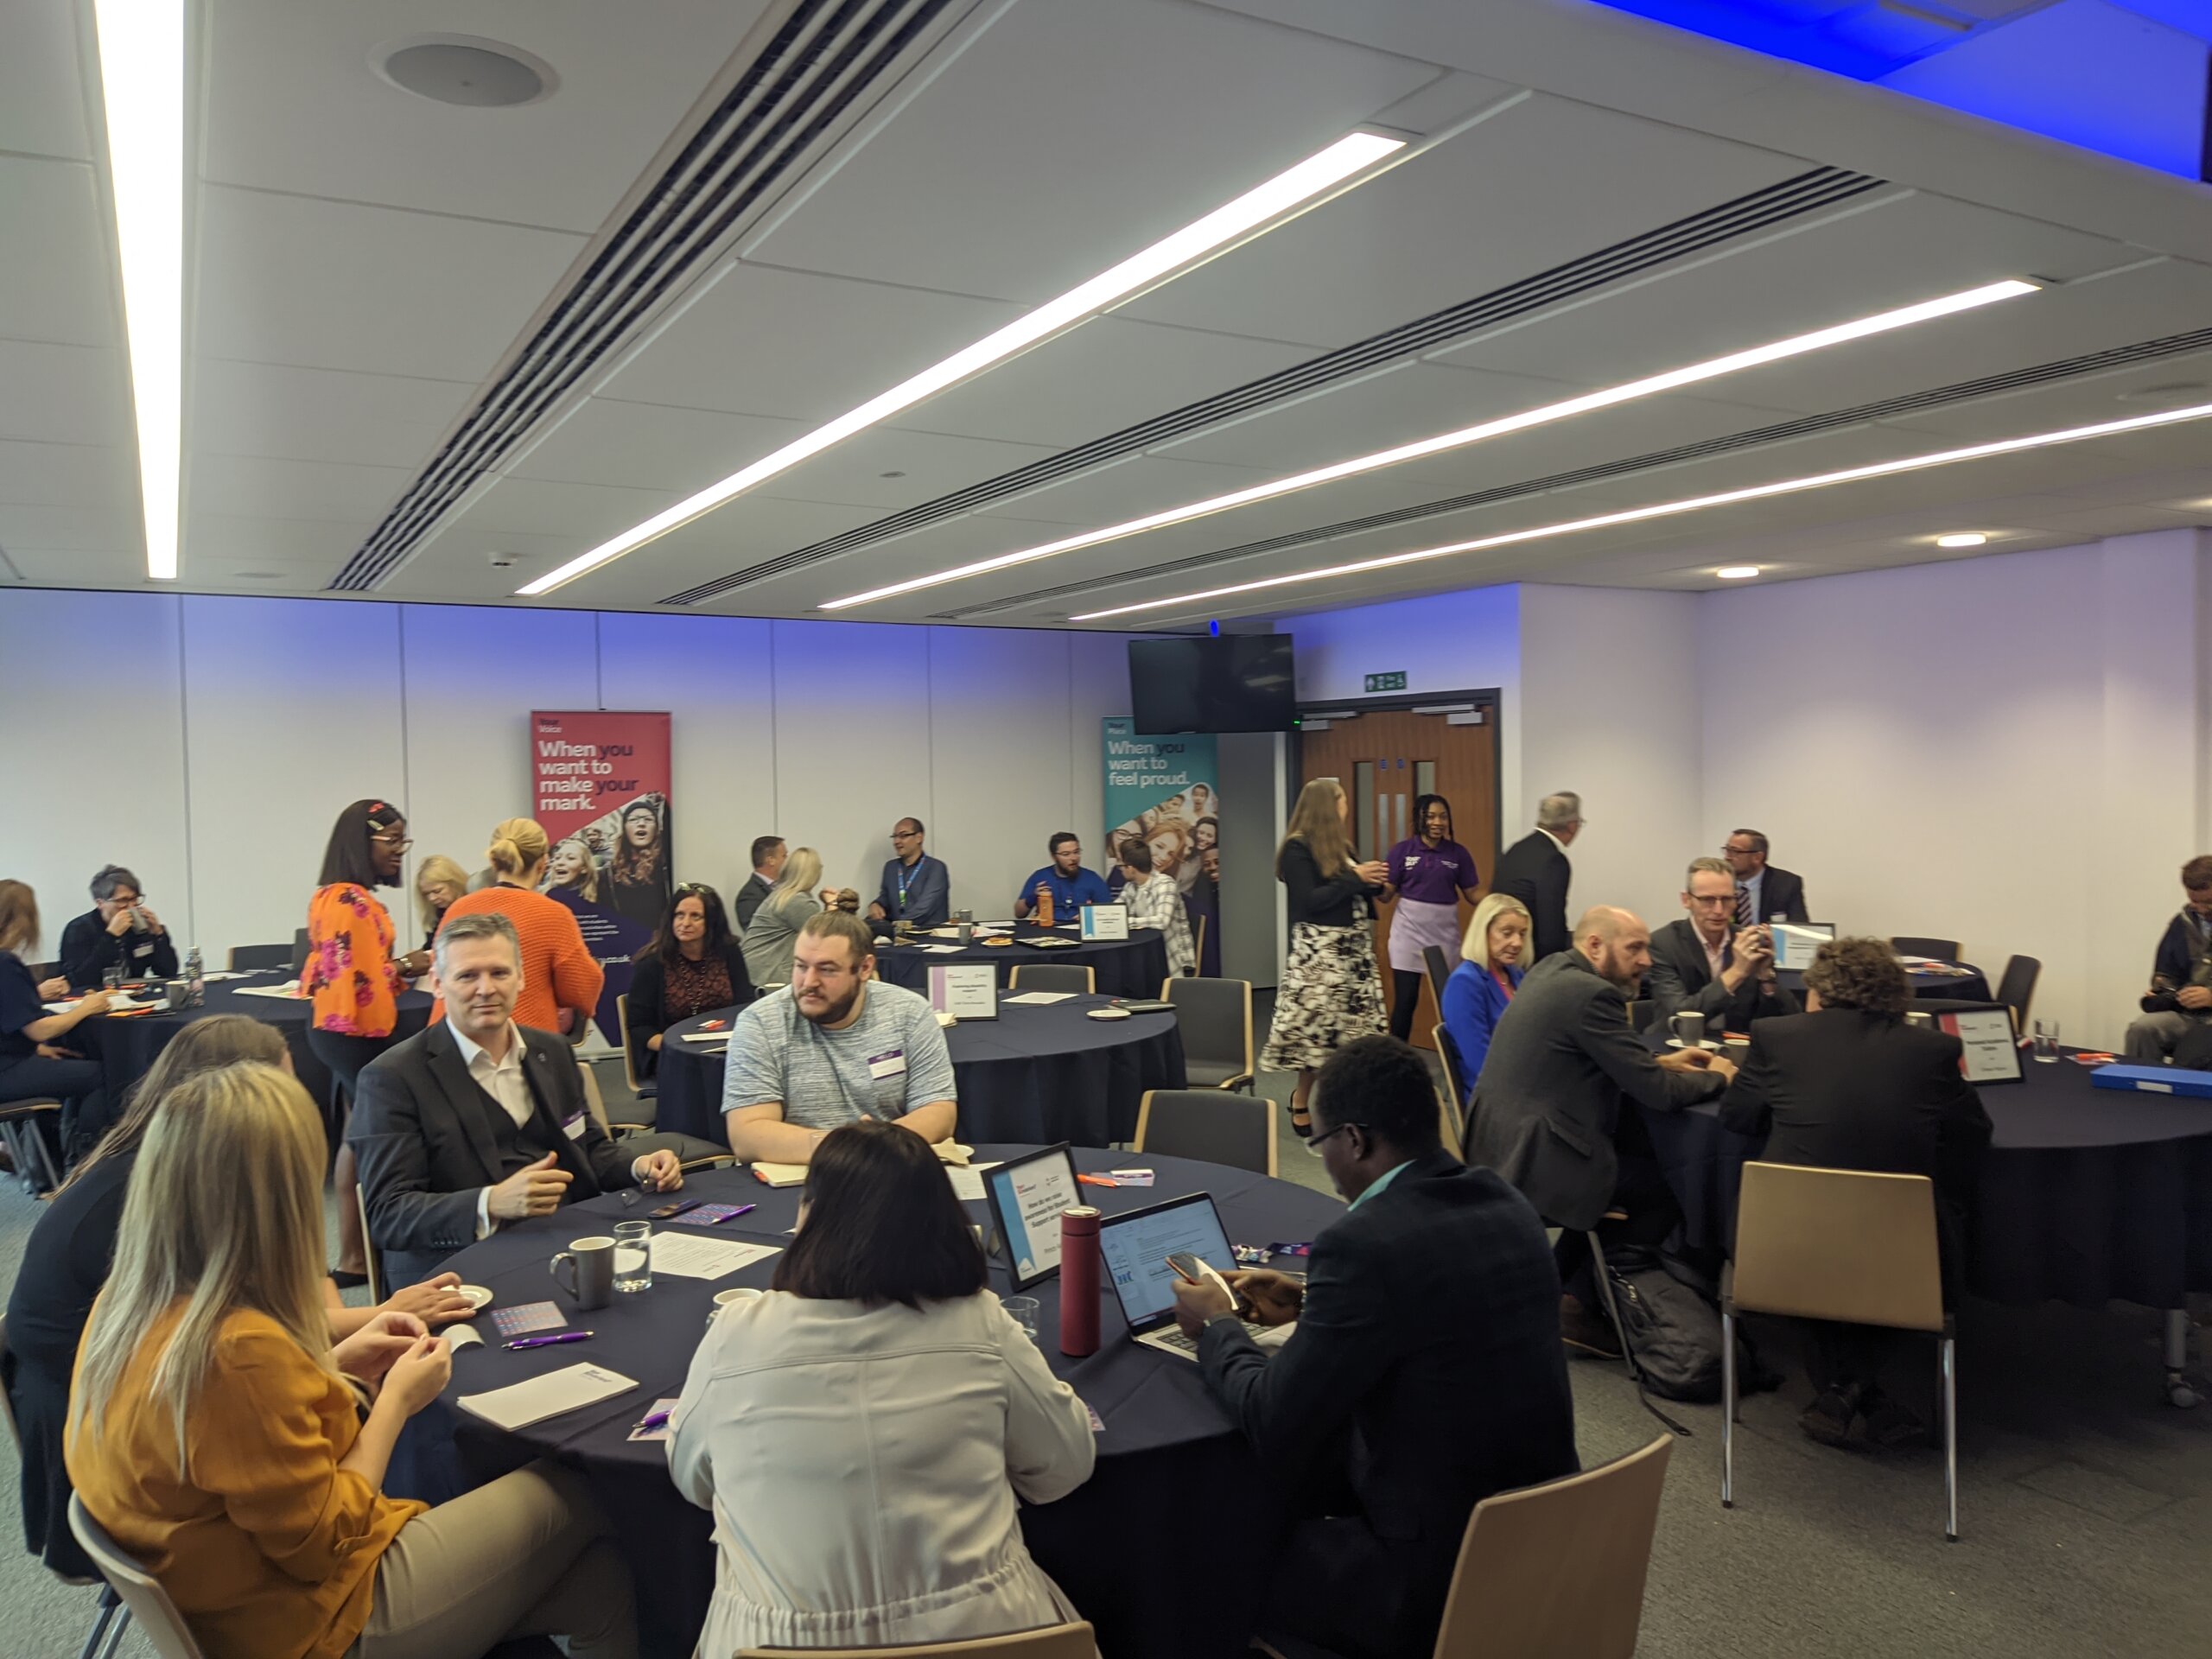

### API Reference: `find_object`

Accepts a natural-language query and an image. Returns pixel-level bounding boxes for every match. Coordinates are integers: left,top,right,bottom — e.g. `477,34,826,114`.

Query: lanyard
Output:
897,859,918,910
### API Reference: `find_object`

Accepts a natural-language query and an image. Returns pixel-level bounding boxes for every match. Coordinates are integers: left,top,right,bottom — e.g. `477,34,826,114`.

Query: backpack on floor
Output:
1602,1246,1729,1402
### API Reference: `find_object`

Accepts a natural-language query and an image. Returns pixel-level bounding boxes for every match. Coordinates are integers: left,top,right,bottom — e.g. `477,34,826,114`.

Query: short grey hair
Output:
1537,792,1582,830
1684,855,1733,890
1730,828,1770,856
91,865,141,903
433,909,519,971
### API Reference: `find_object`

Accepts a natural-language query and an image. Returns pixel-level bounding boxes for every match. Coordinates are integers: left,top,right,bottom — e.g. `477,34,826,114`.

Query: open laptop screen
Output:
1097,1192,1235,1336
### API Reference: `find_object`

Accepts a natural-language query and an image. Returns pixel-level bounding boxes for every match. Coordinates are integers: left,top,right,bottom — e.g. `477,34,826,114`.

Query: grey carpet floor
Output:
3,1052,2207,1658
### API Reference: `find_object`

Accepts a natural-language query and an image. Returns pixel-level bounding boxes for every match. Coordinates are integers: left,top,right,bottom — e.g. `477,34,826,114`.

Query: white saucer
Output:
1086,1007,1132,1021
1664,1038,1722,1052
455,1284,494,1311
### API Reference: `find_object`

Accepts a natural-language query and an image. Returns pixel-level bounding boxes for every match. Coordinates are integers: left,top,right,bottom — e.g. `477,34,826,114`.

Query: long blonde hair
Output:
1279,778,1353,879
1461,892,1532,968
63,1014,289,1194
70,1061,334,1462
771,847,823,909
486,817,551,883
414,854,469,932
543,837,601,903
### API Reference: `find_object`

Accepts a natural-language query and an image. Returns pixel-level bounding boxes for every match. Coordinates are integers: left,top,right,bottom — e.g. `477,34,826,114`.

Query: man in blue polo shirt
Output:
1014,832,1113,920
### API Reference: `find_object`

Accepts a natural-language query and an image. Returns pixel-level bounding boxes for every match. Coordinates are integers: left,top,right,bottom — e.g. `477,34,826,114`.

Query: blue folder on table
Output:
2090,1064,2212,1099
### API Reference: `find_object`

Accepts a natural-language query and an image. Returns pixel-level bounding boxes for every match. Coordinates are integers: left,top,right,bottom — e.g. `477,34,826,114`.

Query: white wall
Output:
0,591,1135,960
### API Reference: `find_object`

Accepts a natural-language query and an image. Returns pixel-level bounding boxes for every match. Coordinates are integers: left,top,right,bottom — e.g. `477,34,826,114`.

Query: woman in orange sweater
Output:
433,818,605,1038
67,1059,636,1659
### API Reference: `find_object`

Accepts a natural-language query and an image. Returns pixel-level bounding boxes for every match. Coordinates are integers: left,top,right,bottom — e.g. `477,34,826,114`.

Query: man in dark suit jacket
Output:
1646,857,1798,1032
734,835,785,932
1173,1037,1577,1659
350,911,683,1287
1719,935,1991,1447
1466,906,1735,1352
1491,791,1582,961
1722,828,1808,925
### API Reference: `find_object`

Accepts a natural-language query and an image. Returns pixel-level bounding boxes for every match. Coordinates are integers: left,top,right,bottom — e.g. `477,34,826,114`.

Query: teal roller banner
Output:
1102,718,1221,975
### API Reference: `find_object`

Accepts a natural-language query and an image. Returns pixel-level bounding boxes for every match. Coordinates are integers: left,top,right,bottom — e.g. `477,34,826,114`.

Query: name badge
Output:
131,940,155,957
562,1110,588,1141
1403,855,1419,869
866,1050,907,1080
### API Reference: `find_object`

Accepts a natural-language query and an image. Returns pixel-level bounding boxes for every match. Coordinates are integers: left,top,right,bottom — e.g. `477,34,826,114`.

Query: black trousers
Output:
1388,969,1426,1042
1554,1110,1681,1309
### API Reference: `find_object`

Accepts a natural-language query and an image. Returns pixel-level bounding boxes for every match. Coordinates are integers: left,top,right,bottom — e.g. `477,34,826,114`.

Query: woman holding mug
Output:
1379,794,1484,1043
1440,893,1532,1104
1260,778,1388,1137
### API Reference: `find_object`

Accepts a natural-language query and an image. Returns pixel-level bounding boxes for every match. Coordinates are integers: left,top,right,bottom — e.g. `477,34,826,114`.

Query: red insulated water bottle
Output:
1059,1206,1101,1357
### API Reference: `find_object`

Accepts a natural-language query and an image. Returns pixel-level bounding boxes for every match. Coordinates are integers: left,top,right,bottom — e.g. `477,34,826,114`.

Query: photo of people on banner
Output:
1102,718,1221,976
531,710,673,1043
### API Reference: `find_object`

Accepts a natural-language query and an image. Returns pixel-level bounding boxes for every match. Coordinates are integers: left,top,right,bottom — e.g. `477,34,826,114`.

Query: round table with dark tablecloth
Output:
873,924,1170,1001
1773,962,1993,1003
653,995,1185,1148
1639,1047,2212,1310
408,1147,1343,1659
77,971,432,1119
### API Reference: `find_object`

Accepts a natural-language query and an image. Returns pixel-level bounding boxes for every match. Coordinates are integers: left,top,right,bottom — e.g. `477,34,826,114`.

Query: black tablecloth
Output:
874,925,1169,1001
410,1147,1344,1659
1773,963,1993,1003
654,997,1185,1148
1639,1047,2212,1308
78,972,432,1112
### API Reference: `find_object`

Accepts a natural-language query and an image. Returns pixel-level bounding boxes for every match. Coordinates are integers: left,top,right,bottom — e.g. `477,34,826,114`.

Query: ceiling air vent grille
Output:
328,0,960,592
934,322,2212,618
659,163,1885,604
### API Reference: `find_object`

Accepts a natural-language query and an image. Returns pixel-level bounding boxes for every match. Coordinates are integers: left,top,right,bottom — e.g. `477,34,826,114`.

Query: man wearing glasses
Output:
867,818,950,931
2126,855,2212,1061
1644,857,1797,1032
1719,829,1808,925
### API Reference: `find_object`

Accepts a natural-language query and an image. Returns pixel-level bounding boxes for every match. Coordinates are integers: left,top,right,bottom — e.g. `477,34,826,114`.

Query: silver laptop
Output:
1097,1192,1278,1362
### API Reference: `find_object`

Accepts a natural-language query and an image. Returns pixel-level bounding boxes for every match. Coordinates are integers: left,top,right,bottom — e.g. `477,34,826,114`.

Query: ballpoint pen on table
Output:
632,1408,673,1434
503,1331,594,1351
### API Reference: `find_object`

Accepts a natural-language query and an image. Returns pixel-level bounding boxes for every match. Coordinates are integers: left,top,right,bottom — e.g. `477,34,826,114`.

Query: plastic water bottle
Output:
185,947,205,1007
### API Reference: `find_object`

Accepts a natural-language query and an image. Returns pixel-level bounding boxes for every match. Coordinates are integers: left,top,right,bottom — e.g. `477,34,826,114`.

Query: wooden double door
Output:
1297,705,1498,1050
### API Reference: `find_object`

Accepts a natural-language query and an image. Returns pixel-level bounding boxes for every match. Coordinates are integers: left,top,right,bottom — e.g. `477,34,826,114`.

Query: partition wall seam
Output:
397,607,415,944
176,598,196,947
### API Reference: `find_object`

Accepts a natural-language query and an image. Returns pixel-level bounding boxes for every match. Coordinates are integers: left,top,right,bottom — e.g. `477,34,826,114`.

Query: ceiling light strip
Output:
92,0,186,582
821,276,2038,610
516,130,1408,596
1068,402,2212,621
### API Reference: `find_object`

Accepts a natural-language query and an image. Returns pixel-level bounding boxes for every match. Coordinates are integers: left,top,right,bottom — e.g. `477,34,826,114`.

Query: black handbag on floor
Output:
1603,1245,1778,1403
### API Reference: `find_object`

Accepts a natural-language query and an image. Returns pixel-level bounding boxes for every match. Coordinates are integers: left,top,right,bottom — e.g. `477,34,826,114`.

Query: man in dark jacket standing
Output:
1174,1037,1576,1659
1491,791,1582,962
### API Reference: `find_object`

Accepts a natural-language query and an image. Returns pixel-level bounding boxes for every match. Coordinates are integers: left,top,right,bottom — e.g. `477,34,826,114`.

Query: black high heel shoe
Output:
1288,1103,1313,1139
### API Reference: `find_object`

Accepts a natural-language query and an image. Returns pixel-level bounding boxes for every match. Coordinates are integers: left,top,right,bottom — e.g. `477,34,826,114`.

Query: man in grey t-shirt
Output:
721,910,958,1161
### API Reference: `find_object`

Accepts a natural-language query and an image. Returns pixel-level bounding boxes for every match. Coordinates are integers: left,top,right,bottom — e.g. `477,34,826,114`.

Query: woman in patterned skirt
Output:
1261,777,1389,1138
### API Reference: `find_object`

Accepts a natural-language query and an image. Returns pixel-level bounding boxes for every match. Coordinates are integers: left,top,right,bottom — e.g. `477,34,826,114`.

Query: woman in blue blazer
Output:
1440,893,1532,1104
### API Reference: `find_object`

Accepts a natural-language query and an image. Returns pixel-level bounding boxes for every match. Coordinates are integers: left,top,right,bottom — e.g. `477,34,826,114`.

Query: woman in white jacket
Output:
667,1119,1096,1655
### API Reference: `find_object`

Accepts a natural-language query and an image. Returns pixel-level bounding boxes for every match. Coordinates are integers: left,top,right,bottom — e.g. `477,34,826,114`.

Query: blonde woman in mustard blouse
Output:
67,1060,636,1659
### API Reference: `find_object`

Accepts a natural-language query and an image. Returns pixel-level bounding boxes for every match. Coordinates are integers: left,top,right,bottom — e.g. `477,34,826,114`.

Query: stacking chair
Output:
1624,999,1656,1034
1430,1024,1469,1160
1421,944,1454,1003
0,1094,65,1193
289,927,313,976
1995,955,2041,1034
1890,936,1962,963
1189,906,1208,975
355,1186,384,1305
1161,976,1255,1091
1255,1437,1672,1659
1724,1161,1958,1541
742,1624,1095,1658
1133,1089,1277,1176
71,1496,202,1658
1,1319,133,1658
225,944,291,970
1009,963,1096,995
614,994,658,1103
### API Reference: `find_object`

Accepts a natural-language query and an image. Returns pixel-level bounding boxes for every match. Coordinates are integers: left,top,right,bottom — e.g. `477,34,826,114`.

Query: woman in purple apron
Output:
1380,795,1484,1042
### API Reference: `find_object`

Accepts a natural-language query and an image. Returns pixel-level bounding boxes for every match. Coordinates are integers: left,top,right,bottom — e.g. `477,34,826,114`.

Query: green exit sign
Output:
1364,671,1408,693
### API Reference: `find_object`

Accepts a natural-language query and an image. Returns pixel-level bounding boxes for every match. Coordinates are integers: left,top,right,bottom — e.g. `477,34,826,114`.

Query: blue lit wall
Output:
1597,0,2212,181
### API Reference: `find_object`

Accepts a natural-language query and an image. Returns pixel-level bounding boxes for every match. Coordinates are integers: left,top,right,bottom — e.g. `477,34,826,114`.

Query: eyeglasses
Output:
372,832,413,850
891,830,920,842
1308,1120,1366,1150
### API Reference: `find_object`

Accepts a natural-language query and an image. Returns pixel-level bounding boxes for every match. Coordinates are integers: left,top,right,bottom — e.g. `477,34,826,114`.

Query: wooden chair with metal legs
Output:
0,1096,66,1193
1723,1160,1958,1541
1428,1024,1468,1160
1162,976,1255,1091
742,1624,1096,1658
1255,1437,1673,1659
70,1496,206,1659
1134,1089,1277,1176
0,1318,135,1658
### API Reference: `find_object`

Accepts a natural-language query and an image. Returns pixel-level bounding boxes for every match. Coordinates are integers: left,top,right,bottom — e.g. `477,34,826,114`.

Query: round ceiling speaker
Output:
374,36,557,107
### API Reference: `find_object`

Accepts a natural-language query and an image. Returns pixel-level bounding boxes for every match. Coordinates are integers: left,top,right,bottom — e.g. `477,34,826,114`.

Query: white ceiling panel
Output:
0,340,126,447
503,397,804,493
745,0,1438,305
941,452,1279,531
188,454,412,524
183,514,375,567
189,360,477,469
0,157,115,346
5,548,145,586
432,475,677,543
0,501,137,552
600,263,1024,425
1,0,93,161
192,186,588,379
0,438,131,509
1120,92,1806,350
200,0,770,232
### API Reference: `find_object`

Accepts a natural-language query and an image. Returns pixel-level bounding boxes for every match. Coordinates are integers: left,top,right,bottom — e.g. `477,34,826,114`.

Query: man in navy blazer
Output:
350,912,683,1287
1722,828,1809,925
1173,1037,1578,1659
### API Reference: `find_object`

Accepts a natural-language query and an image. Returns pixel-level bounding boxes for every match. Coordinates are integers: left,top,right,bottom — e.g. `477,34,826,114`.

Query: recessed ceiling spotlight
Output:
375,36,557,107
1714,565,1761,579
1935,532,1987,548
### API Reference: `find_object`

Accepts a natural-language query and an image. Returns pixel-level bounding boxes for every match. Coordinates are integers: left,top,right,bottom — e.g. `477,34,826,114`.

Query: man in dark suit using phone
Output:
1645,858,1799,1033
351,910,683,1288
1171,1037,1577,1659
1491,791,1582,961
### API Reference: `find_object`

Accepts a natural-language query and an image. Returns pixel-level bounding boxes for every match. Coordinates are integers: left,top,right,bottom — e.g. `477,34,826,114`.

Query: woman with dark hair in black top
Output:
626,883,753,1082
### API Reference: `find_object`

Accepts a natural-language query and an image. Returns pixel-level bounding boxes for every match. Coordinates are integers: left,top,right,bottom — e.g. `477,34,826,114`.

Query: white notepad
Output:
650,1235,781,1281
944,1161,1002,1202
457,1363,636,1430
1002,990,1075,1005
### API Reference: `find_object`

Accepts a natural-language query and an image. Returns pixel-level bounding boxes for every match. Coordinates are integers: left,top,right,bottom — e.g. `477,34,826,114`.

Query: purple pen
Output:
504,1331,594,1351
718,1204,757,1223
633,1408,672,1433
